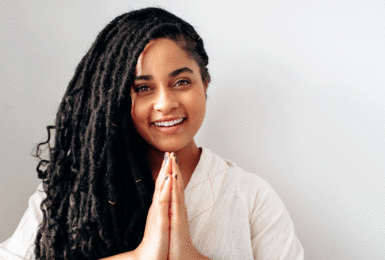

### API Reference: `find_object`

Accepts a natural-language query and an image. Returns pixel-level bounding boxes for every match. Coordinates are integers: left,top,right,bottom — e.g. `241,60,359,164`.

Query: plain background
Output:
1,1,384,259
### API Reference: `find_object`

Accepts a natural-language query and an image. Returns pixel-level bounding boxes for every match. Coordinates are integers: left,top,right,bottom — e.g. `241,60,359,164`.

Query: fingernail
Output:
164,153,168,163
165,175,169,180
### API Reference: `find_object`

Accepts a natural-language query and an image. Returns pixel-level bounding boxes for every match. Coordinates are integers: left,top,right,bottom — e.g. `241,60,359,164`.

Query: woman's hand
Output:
168,153,211,260
134,153,172,260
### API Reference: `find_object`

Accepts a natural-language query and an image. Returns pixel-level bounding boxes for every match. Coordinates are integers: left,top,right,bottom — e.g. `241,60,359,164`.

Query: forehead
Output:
135,38,197,76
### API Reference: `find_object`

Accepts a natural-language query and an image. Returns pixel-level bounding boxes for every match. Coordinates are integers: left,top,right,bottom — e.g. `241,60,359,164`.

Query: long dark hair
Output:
33,7,210,259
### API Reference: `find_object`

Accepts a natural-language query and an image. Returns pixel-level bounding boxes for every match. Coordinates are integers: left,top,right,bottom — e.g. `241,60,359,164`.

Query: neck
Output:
146,141,201,189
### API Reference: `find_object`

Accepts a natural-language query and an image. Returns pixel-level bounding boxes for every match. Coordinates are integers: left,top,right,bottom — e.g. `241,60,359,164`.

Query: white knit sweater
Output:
0,147,304,259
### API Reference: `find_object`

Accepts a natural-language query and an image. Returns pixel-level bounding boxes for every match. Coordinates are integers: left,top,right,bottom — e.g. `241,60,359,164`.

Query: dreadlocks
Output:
33,7,210,259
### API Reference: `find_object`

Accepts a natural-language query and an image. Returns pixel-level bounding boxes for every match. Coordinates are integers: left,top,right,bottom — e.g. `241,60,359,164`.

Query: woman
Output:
0,7,304,259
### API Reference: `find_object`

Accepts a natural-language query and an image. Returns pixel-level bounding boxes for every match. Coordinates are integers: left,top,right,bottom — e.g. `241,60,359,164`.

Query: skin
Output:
132,39,210,259
168,153,205,260
130,38,207,187
100,39,211,259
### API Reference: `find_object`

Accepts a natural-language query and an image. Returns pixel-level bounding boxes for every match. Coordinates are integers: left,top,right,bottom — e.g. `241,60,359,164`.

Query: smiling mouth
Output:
153,118,185,127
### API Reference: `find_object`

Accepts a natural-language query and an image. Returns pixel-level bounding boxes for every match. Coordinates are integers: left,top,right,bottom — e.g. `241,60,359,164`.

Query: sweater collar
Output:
184,147,227,222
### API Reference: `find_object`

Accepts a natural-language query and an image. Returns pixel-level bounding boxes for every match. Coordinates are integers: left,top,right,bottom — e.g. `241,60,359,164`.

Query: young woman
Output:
0,7,304,260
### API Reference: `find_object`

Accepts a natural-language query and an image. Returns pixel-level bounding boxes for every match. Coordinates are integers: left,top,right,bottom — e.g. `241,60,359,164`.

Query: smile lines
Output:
154,118,184,127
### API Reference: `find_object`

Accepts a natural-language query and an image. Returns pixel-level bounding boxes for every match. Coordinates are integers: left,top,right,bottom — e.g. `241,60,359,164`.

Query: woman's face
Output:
130,38,207,153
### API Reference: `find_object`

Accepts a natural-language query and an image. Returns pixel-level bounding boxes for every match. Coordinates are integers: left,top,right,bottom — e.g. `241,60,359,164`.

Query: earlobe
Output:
204,82,208,99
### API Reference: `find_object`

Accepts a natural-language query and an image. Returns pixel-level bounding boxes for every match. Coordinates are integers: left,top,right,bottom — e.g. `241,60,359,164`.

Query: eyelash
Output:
174,79,190,87
136,86,151,92
134,79,190,92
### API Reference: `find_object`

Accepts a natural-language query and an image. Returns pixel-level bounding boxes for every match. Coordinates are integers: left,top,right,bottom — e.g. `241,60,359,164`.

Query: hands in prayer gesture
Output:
134,152,210,260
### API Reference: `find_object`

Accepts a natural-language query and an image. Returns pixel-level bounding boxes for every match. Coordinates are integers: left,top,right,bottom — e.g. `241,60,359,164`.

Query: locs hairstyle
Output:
33,7,210,260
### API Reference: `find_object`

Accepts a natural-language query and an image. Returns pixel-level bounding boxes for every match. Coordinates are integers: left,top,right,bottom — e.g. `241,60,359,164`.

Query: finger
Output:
153,152,169,199
158,160,172,205
157,156,173,229
171,153,186,222
171,153,185,191
155,152,168,186
155,153,172,201
158,152,173,193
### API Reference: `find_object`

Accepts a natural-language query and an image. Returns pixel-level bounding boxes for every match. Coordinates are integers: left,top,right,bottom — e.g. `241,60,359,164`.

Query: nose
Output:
153,88,179,113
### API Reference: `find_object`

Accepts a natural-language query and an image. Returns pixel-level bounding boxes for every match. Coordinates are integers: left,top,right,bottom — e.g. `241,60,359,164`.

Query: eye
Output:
135,85,151,92
174,79,190,87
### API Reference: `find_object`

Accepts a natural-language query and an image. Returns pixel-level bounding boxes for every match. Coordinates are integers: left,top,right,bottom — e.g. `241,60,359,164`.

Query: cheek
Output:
186,91,206,120
131,99,149,128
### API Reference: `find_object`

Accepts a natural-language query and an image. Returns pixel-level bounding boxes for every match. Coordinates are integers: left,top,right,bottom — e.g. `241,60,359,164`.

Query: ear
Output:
203,81,209,92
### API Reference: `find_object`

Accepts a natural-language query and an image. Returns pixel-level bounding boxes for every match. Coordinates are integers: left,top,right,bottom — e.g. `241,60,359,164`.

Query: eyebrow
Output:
134,67,194,81
169,67,194,77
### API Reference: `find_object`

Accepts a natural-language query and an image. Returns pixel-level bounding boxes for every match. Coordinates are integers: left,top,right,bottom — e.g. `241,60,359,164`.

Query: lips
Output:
153,118,185,127
152,117,186,134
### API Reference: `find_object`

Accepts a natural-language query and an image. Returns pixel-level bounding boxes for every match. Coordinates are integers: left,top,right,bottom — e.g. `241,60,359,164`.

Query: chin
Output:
149,139,193,153
153,144,184,153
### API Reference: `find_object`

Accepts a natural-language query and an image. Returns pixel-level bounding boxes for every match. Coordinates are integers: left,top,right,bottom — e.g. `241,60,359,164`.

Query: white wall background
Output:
1,0,384,259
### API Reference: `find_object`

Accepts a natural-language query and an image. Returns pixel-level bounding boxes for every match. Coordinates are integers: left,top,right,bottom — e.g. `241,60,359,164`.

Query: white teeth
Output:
154,118,184,127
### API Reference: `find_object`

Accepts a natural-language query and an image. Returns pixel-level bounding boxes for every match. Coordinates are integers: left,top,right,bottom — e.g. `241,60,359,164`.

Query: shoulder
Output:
0,183,46,259
224,159,271,194
196,148,304,259
28,183,46,213
206,146,292,219
204,148,275,202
